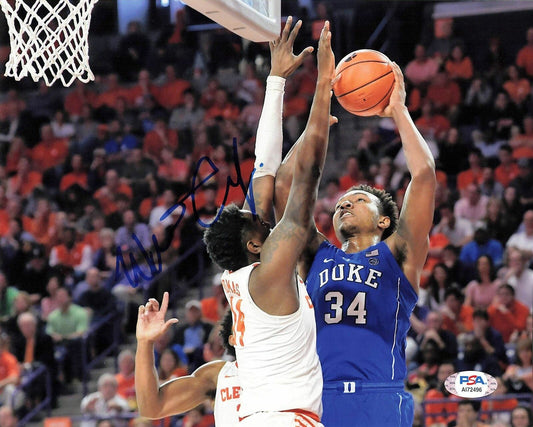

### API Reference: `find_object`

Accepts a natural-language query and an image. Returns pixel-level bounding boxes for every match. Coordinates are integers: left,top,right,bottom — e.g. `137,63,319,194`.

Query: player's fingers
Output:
294,46,314,64
281,16,292,41
160,291,169,314
319,21,330,45
163,318,179,333
391,62,403,85
329,115,338,126
288,19,302,45
149,298,159,311
138,305,145,317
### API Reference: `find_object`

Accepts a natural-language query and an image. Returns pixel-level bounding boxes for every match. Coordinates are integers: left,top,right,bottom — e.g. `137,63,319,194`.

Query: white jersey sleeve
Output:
221,264,323,419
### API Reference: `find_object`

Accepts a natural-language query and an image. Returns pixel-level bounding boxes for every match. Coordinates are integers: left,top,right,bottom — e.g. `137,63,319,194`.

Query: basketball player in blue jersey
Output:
274,63,436,426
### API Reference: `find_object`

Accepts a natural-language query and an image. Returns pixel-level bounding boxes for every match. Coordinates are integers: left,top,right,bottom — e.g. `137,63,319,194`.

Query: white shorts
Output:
239,411,324,426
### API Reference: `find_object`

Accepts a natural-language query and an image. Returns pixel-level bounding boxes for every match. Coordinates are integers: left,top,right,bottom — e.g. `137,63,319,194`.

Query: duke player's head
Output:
203,204,271,271
333,184,399,244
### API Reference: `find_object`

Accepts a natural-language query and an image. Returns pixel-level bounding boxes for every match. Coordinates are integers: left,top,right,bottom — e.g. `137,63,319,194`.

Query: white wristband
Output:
253,75,285,178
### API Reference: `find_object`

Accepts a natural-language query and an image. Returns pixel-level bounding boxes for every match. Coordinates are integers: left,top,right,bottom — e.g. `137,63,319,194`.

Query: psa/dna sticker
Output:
445,371,498,398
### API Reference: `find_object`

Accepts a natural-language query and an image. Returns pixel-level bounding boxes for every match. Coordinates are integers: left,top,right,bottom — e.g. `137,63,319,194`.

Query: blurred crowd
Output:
0,2,531,426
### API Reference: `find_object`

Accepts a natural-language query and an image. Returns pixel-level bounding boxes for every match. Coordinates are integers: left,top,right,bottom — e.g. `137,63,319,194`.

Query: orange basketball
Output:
333,49,394,117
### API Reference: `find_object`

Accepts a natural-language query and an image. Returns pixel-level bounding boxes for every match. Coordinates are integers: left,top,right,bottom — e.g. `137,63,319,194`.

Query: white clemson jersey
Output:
214,361,240,426
221,263,323,420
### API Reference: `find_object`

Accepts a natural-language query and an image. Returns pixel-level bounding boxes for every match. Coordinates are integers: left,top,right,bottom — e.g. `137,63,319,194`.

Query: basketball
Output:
333,49,395,117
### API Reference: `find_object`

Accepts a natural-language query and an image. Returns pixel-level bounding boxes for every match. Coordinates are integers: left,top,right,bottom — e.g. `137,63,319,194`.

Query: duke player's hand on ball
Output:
380,62,407,117
269,16,314,79
136,292,178,343
317,21,335,85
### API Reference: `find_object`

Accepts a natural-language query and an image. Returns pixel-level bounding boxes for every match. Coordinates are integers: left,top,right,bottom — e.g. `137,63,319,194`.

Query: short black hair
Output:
499,283,515,295
458,399,481,412
203,204,250,271
473,308,489,321
444,285,464,302
220,308,236,358
347,184,399,240
499,144,512,153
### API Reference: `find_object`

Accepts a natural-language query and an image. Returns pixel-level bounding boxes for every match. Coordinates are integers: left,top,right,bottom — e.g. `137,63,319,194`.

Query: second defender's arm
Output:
385,63,436,291
136,340,223,419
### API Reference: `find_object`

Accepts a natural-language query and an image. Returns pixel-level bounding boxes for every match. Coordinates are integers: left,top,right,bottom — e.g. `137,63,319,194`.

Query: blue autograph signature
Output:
115,138,258,287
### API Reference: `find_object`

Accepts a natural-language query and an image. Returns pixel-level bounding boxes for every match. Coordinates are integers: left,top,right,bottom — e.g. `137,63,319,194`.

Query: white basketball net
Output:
0,0,98,86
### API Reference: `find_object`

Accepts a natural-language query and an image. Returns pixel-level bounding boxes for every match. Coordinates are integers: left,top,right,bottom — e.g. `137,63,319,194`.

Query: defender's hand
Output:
269,16,314,79
136,292,178,343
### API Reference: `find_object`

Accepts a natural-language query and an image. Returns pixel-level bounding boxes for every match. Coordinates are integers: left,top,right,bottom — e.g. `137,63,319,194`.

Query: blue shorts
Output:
321,380,414,427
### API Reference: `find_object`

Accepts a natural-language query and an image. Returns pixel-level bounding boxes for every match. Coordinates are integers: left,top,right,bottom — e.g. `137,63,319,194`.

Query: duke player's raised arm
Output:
382,63,436,292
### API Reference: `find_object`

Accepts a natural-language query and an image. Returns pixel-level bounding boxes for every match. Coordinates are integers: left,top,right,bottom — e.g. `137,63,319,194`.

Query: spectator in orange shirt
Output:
495,144,519,186
64,80,97,121
440,285,474,336
204,89,240,122
60,154,88,192
338,155,366,191
157,146,190,185
503,65,531,109
426,70,462,116
4,136,30,175
457,148,484,192
143,119,179,163
49,226,93,278
0,333,21,408
31,124,69,173
158,348,188,383
488,283,529,343
115,349,136,408
444,44,473,90
156,65,190,110
415,101,451,141
200,274,228,324
516,27,533,79
200,78,220,109
283,78,309,141
93,169,133,216
30,198,57,247
7,157,42,197
294,54,318,101
93,73,128,109
127,69,160,108
423,361,458,427
83,212,106,252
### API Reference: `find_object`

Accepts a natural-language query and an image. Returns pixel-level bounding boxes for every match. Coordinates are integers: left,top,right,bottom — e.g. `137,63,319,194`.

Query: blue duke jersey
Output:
306,240,417,426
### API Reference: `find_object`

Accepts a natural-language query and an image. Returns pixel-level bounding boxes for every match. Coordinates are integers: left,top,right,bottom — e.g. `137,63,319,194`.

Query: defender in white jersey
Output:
204,21,336,426
221,264,322,422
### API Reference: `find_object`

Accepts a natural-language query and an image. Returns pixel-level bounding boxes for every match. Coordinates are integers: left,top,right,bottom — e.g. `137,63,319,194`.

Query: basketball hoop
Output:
0,0,99,87
182,0,280,42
